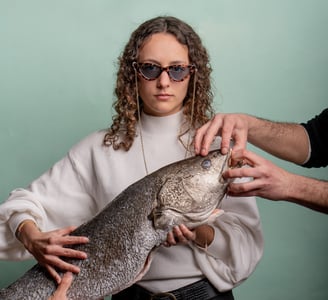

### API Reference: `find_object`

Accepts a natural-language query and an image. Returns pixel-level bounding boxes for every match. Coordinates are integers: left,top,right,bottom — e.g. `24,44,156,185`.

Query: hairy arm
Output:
224,149,328,214
194,113,310,165
247,116,310,165
285,174,328,213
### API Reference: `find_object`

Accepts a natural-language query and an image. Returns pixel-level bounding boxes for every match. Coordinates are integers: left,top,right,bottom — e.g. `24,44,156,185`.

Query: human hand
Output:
48,272,73,300
194,113,249,157
164,224,215,248
19,224,89,284
223,149,292,200
164,209,220,248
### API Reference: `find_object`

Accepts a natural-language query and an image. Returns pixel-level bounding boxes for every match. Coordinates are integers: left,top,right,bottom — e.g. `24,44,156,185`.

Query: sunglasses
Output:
133,62,196,82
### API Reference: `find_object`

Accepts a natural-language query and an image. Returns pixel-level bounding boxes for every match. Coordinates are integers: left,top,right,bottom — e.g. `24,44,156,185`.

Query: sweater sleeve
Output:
190,177,264,292
0,140,99,261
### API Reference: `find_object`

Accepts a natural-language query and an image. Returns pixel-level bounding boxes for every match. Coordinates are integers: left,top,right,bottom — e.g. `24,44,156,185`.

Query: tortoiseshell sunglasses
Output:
133,62,196,82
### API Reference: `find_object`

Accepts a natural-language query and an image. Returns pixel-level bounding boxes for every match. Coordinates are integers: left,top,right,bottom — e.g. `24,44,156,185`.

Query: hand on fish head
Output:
152,149,231,232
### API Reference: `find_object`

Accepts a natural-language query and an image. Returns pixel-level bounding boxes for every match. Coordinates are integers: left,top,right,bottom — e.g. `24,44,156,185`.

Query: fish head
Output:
152,149,231,230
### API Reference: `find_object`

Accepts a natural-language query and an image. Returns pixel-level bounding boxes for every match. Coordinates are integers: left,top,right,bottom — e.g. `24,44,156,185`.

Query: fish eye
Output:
201,159,211,169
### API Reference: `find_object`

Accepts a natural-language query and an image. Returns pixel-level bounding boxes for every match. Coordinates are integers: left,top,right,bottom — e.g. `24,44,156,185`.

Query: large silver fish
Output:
0,150,230,300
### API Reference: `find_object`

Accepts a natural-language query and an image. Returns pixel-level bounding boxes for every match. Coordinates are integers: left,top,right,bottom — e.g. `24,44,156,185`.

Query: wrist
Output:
16,220,40,243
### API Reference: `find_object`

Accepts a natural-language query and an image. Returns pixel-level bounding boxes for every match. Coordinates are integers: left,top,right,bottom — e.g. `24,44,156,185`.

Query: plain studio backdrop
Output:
0,1,327,299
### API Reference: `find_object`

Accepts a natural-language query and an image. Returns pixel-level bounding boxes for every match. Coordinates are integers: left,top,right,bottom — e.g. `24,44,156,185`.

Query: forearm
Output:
285,173,328,214
246,115,309,164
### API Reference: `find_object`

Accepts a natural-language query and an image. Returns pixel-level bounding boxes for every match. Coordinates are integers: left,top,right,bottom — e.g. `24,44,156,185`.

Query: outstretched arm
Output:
245,117,309,165
224,149,328,214
194,113,309,165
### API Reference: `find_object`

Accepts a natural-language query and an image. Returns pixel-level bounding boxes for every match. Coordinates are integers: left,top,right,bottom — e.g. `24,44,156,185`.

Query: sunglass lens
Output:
140,64,161,80
168,65,190,81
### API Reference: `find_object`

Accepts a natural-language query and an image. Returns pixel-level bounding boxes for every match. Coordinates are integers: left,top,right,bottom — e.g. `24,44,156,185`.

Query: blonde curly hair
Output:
103,16,214,150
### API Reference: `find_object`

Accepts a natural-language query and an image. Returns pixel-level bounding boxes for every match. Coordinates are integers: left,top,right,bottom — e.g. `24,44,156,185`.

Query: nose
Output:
157,70,170,88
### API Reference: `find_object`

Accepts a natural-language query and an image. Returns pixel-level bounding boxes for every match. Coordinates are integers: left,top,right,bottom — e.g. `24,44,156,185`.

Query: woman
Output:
0,16,263,299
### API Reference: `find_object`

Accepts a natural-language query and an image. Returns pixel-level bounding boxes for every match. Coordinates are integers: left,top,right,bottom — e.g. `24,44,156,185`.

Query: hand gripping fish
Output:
0,150,231,300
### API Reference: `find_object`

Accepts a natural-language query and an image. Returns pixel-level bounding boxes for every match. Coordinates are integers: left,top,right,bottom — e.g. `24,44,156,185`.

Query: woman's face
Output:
137,33,191,117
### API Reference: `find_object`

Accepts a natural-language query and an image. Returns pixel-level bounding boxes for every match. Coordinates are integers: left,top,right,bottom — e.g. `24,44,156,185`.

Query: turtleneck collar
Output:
140,110,185,136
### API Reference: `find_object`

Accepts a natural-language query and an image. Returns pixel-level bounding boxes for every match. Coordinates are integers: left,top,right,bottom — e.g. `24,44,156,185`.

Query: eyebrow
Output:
139,59,189,65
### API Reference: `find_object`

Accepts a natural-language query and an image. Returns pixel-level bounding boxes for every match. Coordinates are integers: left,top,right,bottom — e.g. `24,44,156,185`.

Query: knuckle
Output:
43,245,53,254
221,127,230,134
48,236,57,244
237,184,248,192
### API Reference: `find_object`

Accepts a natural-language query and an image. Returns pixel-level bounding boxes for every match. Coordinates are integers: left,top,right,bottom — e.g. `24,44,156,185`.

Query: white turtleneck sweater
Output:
0,110,264,292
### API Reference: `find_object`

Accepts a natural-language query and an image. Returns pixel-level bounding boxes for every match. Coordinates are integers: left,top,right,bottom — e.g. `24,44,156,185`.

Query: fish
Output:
0,149,231,300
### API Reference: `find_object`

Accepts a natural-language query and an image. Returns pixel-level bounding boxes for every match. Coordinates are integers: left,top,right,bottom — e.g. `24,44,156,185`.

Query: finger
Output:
220,121,235,155
49,272,73,300
200,128,222,156
227,177,268,197
54,226,78,236
228,180,258,194
43,238,88,259
179,224,195,241
166,231,177,246
53,235,89,247
46,264,62,284
48,245,88,260
58,272,73,292
46,255,81,274
173,226,188,244
228,149,256,168
231,149,265,167
223,166,256,180
194,122,211,154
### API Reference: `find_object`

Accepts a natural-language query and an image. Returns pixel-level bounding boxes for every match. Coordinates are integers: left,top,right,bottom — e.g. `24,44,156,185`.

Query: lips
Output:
155,93,172,101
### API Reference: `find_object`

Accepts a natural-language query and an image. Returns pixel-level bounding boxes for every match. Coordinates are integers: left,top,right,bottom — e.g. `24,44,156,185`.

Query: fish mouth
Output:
206,149,231,184
219,150,231,183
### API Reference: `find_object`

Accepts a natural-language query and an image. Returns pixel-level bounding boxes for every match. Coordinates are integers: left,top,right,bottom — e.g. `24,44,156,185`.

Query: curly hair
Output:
103,16,214,150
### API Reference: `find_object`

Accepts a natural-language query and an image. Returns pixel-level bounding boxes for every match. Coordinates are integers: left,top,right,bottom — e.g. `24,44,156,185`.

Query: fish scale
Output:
0,150,230,300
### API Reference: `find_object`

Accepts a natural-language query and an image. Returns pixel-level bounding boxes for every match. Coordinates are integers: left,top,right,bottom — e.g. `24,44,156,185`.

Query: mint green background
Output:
1,1,327,299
